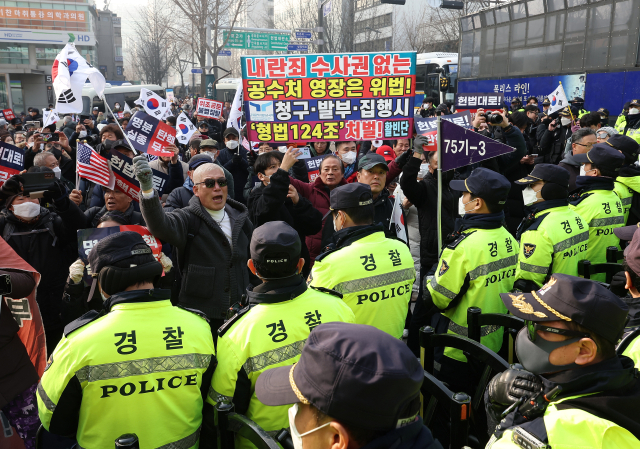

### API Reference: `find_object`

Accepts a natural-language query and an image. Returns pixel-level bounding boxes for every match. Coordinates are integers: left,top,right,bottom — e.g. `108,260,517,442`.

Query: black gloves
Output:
247,150,257,169
609,271,627,297
43,179,68,203
487,365,543,407
232,153,242,165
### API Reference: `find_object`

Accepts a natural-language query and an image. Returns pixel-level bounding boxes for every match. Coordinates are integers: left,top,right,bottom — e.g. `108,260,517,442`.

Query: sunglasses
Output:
526,321,591,343
195,177,228,188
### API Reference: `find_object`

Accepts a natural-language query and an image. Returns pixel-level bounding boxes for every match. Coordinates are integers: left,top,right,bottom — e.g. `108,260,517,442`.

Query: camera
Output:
479,112,503,125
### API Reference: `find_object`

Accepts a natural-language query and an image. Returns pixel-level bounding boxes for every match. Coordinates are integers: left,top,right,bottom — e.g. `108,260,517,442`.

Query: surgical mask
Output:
560,117,572,126
580,165,596,177
458,197,476,216
522,185,541,206
288,403,331,449
27,141,33,148
630,108,640,115
515,327,581,375
226,140,239,150
12,201,40,219
418,163,429,178
78,131,87,138
52,166,61,179
341,151,357,165
333,212,343,232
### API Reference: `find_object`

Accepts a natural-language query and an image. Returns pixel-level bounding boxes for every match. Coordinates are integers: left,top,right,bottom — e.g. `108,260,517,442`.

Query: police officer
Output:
598,107,610,127
570,96,589,118
208,221,354,448
570,145,625,281
616,99,640,145
511,97,525,113
37,232,216,448
608,135,640,224
513,164,589,291
486,274,640,448
309,183,415,339
427,168,519,394
541,97,551,115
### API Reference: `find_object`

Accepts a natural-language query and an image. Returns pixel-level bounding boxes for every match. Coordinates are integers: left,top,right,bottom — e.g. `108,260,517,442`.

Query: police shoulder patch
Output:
310,285,343,299
439,260,450,276
63,309,103,337
447,230,476,250
217,304,254,338
523,243,536,259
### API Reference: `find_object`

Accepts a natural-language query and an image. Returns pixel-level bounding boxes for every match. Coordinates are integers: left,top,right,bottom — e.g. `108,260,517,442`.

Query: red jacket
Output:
289,160,402,264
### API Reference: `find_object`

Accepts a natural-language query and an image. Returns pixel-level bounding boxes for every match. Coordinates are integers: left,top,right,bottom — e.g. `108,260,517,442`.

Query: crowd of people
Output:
0,92,639,449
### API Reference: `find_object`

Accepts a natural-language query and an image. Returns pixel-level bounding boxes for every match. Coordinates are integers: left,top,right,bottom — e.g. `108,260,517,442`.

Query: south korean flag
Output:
137,88,169,119
175,112,197,144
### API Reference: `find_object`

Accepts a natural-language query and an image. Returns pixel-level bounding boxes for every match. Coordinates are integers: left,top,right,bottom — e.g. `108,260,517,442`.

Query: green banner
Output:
223,31,290,51
205,74,216,99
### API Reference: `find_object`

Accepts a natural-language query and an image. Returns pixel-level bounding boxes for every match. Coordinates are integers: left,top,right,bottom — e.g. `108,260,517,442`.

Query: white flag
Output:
390,183,407,243
137,88,169,119
227,84,243,133
42,108,60,127
547,83,569,115
123,102,132,114
175,112,197,144
52,43,105,114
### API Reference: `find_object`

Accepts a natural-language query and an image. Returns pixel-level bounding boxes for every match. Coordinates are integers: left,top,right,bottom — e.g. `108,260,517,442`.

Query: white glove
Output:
159,252,173,273
69,259,85,284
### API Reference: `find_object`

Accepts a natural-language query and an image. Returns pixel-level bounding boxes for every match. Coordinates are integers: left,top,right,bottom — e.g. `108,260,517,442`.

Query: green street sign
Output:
223,31,290,51
205,74,216,99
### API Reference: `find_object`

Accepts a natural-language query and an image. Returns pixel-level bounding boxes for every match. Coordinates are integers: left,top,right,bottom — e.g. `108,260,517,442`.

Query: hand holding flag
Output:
228,84,243,133
76,142,115,190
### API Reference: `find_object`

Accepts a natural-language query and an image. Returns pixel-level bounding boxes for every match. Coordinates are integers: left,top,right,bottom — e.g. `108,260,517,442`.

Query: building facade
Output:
0,0,100,112
95,8,124,84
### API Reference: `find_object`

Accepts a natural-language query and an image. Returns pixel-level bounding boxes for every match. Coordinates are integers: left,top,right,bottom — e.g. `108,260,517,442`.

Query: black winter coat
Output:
400,157,457,272
539,125,572,165
217,147,250,204
247,169,322,277
0,200,85,330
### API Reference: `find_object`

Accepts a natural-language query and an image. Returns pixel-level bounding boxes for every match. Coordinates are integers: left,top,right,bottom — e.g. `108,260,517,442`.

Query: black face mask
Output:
515,327,582,375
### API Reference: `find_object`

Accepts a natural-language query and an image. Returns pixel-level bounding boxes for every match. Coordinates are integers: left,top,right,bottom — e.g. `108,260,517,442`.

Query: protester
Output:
148,143,189,198
310,141,331,157
217,127,250,204
558,127,597,191
539,107,574,164
247,149,323,278
135,158,254,337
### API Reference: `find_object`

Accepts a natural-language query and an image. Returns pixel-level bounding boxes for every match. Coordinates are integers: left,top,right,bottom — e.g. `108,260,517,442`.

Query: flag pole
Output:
437,114,442,256
102,95,140,156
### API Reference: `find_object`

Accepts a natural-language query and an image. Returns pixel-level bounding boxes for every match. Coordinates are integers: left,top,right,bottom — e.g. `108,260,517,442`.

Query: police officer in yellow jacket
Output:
608,135,640,224
570,96,590,118
615,99,640,145
570,144,625,281
486,274,640,448
427,168,518,394
208,221,354,449
513,164,589,291
308,183,415,339
37,232,216,449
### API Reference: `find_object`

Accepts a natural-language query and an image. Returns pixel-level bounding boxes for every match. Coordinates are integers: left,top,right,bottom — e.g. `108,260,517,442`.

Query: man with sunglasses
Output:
135,157,254,339
570,145,625,281
486,274,640,448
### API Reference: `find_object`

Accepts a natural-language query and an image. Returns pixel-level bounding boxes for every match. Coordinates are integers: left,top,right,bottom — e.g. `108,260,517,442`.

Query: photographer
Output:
0,175,86,354
419,97,436,118
538,107,573,165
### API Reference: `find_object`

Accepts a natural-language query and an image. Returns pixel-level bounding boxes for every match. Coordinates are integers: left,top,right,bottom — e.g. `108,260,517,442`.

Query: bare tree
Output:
168,38,192,90
129,0,176,85
170,0,253,95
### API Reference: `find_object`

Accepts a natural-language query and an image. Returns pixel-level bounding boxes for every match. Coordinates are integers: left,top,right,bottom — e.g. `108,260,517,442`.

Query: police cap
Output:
514,164,569,188
558,106,572,117
570,97,585,103
449,167,510,204
542,97,551,105
328,183,373,214
500,274,628,343
630,99,640,107
250,221,301,269
255,322,423,431
606,135,639,162
597,107,610,117
358,152,389,171
88,231,153,277
573,143,625,173
511,97,522,104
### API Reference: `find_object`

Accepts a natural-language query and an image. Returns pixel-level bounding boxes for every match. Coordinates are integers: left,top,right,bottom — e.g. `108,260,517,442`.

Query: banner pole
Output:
102,95,140,156
437,115,443,256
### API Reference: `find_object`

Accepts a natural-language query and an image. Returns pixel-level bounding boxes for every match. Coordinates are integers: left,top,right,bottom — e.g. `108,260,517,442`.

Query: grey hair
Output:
34,151,56,167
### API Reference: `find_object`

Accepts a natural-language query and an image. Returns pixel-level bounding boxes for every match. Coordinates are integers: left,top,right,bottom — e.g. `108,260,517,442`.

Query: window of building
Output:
116,46,123,57
36,46,63,65
0,44,29,64
355,13,392,35
355,0,382,11
114,28,121,37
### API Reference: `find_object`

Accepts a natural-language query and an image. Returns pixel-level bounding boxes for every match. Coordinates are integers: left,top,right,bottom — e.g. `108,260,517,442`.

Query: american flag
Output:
77,142,114,188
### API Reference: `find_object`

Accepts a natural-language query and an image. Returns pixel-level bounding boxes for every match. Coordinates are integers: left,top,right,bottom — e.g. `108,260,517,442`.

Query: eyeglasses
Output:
526,321,591,343
574,142,594,149
195,177,228,188
597,133,608,139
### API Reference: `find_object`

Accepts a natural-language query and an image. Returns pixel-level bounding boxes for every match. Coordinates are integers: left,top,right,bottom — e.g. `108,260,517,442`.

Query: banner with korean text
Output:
455,92,505,119
242,52,416,143
196,97,223,119
0,142,24,187
414,111,473,150
108,149,169,202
